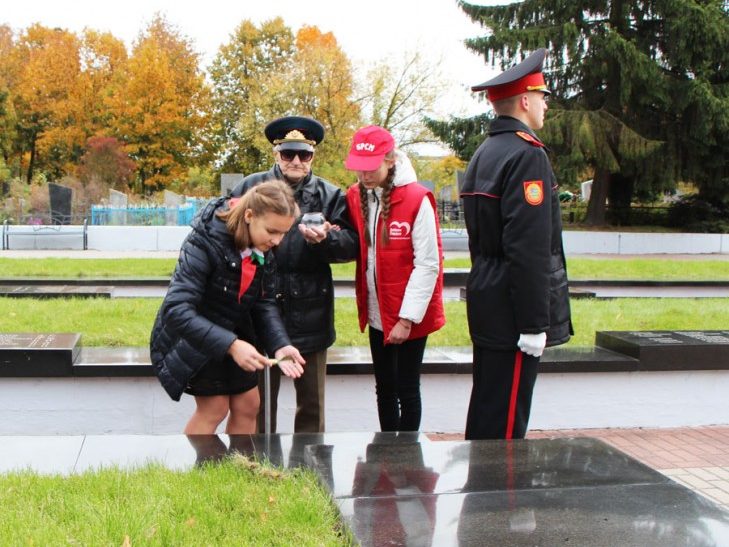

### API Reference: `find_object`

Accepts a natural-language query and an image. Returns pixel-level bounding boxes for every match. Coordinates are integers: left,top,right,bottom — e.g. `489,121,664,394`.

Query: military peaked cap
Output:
264,116,325,152
472,48,550,101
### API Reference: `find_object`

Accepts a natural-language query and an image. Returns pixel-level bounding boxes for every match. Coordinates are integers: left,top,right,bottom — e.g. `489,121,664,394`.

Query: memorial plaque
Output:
0,333,81,376
596,330,729,371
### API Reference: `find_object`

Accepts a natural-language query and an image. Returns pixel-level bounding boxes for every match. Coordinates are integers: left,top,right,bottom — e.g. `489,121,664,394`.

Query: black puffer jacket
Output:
461,116,572,350
231,166,358,353
150,197,290,401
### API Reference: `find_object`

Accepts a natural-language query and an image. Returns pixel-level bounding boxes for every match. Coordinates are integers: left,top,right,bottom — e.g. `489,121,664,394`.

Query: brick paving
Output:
428,426,729,510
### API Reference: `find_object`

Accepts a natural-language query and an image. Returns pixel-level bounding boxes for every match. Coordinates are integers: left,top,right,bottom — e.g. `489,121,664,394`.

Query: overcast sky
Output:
4,0,500,120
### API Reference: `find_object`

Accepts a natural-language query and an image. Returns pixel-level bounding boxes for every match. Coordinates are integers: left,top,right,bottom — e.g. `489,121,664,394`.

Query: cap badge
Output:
273,129,316,145
523,180,544,206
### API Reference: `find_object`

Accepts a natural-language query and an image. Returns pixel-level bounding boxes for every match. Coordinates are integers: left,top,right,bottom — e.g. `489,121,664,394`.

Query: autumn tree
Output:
208,18,295,176
77,136,136,190
274,26,362,185
12,25,88,182
77,30,128,133
356,50,444,149
412,154,466,196
107,14,209,193
0,25,19,176
456,0,729,225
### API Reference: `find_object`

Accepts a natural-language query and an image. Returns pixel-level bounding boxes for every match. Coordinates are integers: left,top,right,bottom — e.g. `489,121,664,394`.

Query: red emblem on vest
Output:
523,180,544,205
515,131,545,147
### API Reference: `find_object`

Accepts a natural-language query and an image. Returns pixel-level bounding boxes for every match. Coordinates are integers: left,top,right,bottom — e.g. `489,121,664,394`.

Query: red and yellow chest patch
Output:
523,180,544,206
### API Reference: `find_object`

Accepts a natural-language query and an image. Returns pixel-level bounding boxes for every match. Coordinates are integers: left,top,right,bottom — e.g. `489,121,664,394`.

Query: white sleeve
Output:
399,197,440,324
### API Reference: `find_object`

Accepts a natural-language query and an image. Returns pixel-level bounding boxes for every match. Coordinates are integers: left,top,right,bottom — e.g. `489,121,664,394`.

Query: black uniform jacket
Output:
232,166,358,353
460,116,572,350
150,197,290,401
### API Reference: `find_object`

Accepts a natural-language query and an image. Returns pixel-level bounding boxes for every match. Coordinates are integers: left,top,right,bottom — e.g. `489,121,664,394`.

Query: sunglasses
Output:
279,149,314,162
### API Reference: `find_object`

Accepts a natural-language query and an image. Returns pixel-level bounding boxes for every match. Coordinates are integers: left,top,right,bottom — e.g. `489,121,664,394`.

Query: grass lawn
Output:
1,257,728,280
0,456,351,546
0,297,725,348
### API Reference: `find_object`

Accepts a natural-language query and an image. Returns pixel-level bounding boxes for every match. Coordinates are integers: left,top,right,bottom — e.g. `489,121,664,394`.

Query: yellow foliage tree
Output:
13,25,88,181
106,15,209,193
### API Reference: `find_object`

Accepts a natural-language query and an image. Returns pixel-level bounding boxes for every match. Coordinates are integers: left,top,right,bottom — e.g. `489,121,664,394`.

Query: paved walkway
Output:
429,426,729,510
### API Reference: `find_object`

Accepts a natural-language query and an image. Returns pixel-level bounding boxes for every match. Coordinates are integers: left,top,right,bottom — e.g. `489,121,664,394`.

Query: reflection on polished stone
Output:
303,434,729,547
341,483,729,547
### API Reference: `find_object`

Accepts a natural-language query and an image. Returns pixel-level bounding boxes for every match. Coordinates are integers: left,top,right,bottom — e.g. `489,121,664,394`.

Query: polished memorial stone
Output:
596,330,729,370
0,285,112,298
302,433,729,547
0,333,81,376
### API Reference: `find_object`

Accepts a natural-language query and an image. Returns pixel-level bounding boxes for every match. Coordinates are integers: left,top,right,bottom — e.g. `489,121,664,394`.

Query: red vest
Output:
346,182,445,342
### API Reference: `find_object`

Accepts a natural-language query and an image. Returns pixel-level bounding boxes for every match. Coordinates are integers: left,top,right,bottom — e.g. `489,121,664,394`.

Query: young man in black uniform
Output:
231,115,358,433
460,49,572,440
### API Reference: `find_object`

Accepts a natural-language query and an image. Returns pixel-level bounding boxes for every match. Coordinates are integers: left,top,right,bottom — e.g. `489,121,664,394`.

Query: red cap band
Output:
487,72,548,101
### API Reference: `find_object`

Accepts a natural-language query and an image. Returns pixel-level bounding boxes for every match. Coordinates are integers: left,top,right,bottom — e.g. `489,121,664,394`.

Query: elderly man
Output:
231,115,358,433
461,49,573,440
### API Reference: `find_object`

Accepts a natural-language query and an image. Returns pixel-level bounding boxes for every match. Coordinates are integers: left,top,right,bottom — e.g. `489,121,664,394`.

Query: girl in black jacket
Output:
150,180,305,434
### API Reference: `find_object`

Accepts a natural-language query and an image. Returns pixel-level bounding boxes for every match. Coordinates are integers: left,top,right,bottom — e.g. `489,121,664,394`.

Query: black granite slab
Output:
304,436,668,500
300,434,729,547
0,333,81,376
460,287,596,300
0,285,112,298
0,344,659,377
340,483,729,547
596,330,729,370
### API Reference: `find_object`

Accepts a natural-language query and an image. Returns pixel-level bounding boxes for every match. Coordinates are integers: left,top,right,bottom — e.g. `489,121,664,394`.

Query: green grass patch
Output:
567,257,729,280
1,257,727,280
0,258,177,278
0,297,725,348
0,456,351,545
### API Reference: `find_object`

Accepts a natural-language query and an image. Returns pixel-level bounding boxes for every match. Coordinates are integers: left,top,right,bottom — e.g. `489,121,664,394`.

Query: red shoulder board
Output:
515,131,545,147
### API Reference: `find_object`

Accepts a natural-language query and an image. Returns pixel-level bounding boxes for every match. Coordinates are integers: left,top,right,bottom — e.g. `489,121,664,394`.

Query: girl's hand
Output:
387,318,413,344
227,339,269,372
272,345,305,378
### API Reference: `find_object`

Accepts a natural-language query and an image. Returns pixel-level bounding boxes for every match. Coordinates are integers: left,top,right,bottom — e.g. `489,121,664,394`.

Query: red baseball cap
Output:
344,126,395,171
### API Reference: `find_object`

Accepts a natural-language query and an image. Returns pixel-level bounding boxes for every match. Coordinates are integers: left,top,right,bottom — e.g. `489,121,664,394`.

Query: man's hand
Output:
272,345,305,378
517,333,547,357
298,221,337,244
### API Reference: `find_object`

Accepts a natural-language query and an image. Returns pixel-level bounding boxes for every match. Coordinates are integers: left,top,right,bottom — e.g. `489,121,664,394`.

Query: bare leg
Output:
226,388,260,434
184,395,230,434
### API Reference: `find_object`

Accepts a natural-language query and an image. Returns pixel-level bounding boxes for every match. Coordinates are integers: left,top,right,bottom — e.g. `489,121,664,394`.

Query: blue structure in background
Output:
90,198,208,226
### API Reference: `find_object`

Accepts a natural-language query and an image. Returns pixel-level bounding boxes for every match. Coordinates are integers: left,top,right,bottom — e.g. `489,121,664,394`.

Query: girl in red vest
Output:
345,126,445,431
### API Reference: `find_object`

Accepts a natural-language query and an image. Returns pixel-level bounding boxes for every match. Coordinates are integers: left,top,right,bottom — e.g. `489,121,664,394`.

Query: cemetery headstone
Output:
581,179,593,202
221,174,245,197
0,333,81,376
48,183,72,225
420,180,435,193
108,189,128,225
163,190,185,226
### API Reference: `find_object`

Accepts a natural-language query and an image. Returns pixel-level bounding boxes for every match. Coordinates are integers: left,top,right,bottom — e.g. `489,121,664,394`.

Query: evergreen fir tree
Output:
447,0,729,225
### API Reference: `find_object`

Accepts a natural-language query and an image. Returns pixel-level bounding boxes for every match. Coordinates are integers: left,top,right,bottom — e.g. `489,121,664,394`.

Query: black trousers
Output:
465,346,539,440
368,327,428,432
